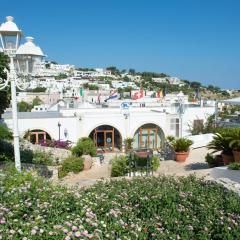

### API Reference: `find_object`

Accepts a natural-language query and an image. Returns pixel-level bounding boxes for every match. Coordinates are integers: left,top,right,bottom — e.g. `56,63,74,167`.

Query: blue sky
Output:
1,0,240,89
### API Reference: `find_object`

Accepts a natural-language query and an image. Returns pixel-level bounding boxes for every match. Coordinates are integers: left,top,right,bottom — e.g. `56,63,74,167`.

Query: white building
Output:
74,68,112,78
3,102,215,151
49,63,75,72
111,80,138,89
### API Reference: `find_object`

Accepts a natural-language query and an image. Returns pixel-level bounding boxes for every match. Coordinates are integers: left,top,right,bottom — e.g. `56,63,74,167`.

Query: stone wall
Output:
0,162,59,181
21,141,71,163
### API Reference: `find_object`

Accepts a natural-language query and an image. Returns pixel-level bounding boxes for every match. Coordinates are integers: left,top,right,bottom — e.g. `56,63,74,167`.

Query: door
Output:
149,129,157,149
140,128,148,149
105,131,114,151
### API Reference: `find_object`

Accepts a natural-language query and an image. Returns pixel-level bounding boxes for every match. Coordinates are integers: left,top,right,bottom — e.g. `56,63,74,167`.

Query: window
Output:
193,119,204,129
170,118,180,137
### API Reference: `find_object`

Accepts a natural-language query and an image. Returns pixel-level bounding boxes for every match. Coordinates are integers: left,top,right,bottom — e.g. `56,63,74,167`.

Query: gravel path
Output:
60,148,213,188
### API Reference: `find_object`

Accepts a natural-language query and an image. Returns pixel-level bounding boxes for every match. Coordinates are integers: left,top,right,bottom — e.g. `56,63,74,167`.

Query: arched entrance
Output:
89,125,122,152
24,129,52,144
133,123,164,150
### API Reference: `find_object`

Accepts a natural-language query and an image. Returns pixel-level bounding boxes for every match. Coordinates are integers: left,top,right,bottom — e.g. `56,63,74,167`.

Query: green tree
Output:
0,53,10,117
27,87,46,93
190,81,201,89
0,124,12,140
128,69,136,75
88,84,99,90
32,97,43,106
123,76,130,82
106,66,120,76
18,101,32,112
55,73,68,80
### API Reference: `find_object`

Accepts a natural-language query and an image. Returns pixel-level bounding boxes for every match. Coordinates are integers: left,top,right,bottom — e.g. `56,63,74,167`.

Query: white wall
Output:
182,107,215,137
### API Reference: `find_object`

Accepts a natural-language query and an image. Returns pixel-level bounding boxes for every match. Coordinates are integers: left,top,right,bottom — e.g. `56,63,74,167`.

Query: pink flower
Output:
0,220,5,224
72,226,78,231
81,230,88,237
75,231,81,238
31,229,37,235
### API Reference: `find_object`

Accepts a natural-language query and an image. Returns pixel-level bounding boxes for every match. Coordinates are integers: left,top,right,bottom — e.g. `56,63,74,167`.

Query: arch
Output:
88,124,122,152
24,129,52,144
132,123,165,150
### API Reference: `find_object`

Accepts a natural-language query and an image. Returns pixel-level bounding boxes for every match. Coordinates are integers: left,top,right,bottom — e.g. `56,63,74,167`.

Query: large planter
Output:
221,152,234,165
175,151,189,162
233,150,240,163
215,154,224,166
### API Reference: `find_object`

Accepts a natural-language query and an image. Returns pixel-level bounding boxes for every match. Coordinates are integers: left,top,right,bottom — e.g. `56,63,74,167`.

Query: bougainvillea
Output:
39,140,72,149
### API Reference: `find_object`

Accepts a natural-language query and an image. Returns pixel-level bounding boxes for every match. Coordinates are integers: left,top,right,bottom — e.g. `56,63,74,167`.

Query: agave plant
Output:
208,132,233,154
229,128,240,151
171,138,193,152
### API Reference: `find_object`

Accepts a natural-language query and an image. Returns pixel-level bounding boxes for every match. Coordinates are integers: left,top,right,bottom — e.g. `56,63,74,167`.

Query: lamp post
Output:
177,93,185,138
0,16,44,171
58,122,61,141
64,128,68,139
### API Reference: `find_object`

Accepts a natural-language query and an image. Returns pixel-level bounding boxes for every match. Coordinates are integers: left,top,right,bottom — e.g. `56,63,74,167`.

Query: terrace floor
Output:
61,147,212,188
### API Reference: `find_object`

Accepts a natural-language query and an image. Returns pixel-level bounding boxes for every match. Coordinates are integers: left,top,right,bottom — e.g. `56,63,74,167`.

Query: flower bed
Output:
0,171,240,239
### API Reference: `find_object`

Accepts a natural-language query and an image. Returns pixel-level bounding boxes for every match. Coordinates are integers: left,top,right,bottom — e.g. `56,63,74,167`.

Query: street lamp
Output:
64,128,68,138
177,92,185,138
58,122,61,141
0,16,44,171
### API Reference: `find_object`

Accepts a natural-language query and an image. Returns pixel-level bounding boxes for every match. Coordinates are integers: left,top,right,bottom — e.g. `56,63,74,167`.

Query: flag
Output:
156,89,163,98
80,87,84,97
105,91,118,101
132,89,144,100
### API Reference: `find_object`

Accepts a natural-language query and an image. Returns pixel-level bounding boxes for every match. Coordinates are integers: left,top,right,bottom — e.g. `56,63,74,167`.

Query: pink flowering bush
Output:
39,140,72,149
0,168,240,239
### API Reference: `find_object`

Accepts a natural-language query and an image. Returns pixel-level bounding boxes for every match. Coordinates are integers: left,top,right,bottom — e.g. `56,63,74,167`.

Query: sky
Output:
1,0,240,89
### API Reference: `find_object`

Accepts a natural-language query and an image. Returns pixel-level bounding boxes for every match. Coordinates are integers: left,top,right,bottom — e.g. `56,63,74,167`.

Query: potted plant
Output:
171,138,193,162
229,129,240,163
205,153,223,168
208,131,234,165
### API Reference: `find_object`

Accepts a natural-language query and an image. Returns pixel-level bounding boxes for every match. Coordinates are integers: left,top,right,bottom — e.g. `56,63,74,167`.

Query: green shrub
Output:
0,139,35,163
205,153,218,168
72,137,96,157
124,137,133,152
58,156,84,178
208,129,234,154
0,139,14,162
151,155,160,171
229,128,240,151
0,124,12,140
111,155,129,177
32,150,54,166
228,162,240,170
171,138,193,152
166,135,175,143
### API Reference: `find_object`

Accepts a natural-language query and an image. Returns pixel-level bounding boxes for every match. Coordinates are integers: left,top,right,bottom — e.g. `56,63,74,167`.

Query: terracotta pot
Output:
221,152,234,165
215,155,224,166
233,150,240,163
175,151,189,162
